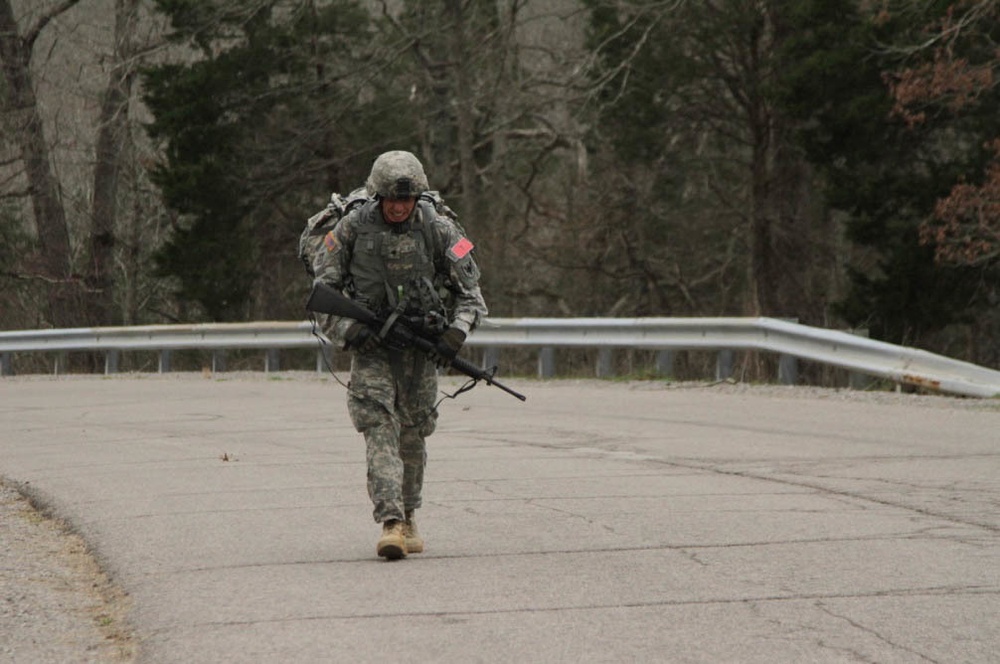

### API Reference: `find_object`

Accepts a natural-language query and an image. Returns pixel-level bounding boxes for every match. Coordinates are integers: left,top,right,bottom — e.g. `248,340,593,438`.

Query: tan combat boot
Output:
376,519,406,560
403,510,424,554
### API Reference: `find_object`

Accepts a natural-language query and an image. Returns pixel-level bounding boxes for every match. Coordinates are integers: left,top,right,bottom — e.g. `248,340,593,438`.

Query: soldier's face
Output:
382,197,417,223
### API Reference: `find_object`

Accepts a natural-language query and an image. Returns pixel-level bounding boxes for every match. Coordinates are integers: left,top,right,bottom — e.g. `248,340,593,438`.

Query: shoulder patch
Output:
323,230,340,252
447,237,474,261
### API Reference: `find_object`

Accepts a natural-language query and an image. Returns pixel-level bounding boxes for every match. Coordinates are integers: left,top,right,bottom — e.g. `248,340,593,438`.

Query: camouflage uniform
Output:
313,152,487,524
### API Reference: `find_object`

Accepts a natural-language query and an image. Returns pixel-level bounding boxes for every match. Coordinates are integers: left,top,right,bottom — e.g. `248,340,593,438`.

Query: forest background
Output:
2,0,999,377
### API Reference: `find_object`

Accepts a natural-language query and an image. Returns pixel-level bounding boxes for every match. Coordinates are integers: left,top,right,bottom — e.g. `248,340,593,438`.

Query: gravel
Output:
0,482,134,663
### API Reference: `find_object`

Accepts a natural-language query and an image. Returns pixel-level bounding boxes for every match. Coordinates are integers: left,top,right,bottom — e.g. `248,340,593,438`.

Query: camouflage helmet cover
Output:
365,150,429,199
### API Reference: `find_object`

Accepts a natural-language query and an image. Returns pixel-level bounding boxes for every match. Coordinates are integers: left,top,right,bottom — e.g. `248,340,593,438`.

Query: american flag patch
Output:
448,237,474,261
323,230,339,252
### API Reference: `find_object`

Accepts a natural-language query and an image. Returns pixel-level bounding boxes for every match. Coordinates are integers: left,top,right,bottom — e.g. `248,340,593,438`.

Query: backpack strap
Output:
415,198,440,268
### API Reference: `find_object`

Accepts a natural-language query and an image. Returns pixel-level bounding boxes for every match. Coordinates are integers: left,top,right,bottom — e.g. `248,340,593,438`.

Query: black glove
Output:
345,322,380,353
430,327,466,368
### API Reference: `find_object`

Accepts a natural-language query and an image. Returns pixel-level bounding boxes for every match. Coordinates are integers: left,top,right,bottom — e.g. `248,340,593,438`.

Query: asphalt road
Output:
2,373,998,663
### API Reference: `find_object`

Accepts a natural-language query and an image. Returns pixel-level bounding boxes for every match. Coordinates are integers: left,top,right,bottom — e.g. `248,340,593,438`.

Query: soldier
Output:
313,151,488,560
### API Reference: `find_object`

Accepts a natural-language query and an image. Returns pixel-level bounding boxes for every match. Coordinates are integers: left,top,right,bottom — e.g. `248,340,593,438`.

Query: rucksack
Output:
298,188,461,278
298,187,368,277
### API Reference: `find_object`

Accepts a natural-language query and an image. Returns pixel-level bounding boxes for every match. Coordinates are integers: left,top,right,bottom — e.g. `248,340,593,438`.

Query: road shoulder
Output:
0,480,135,663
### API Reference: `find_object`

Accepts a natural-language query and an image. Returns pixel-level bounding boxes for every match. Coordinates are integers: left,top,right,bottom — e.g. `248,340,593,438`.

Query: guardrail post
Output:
105,350,120,375
538,347,555,378
265,349,280,372
596,349,614,378
482,347,499,371
315,346,332,373
716,350,733,381
1,352,12,376
778,354,798,385
212,351,227,373
655,350,674,378
850,371,876,390
54,352,67,375
159,350,172,373
846,328,875,390
776,318,799,385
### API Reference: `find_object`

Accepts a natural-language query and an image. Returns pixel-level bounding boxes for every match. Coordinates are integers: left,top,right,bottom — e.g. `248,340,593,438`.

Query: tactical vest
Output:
349,200,441,315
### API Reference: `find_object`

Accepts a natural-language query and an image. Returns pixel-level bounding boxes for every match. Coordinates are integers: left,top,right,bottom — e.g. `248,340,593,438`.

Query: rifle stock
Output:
306,282,526,402
306,282,380,327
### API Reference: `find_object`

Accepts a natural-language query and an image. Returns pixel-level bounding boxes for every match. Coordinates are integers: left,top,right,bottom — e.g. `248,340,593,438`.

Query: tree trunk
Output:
445,0,478,217
88,0,139,327
748,120,771,317
0,0,80,328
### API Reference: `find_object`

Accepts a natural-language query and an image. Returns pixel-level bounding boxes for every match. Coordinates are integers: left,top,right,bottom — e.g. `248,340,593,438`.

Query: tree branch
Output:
24,0,83,52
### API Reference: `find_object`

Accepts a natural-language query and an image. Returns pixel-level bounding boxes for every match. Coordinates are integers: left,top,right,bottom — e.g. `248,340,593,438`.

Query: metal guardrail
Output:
2,317,999,398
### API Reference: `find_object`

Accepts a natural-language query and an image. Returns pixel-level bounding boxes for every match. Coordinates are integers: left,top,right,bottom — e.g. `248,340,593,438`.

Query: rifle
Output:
306,281,527,402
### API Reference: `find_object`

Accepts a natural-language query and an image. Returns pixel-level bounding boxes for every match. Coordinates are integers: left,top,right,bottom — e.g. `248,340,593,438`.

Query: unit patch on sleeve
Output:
447,237,474,261
323,230,340,252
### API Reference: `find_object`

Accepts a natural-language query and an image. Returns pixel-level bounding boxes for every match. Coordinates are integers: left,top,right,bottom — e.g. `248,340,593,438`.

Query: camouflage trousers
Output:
347,346,438,523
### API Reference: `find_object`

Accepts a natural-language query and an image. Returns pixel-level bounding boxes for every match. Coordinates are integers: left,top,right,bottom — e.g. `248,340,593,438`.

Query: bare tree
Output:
374,0,591,312
88,0,140,327
571,0,836,324
0,0,159,334
0,0,79,328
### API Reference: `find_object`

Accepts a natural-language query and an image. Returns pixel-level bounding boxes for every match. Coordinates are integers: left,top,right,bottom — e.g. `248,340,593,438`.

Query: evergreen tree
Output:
143,0,404,320
776,0,1000,347
582,1,836,322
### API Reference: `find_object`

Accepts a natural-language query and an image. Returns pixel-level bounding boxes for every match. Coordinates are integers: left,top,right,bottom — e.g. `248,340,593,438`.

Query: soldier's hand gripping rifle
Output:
306,281,527,402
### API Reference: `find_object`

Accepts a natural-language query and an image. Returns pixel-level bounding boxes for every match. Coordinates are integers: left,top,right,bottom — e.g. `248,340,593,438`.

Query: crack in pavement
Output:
705,465,1000,534
166,537,996,575
816,600,941,663
523,497,621,534
182,584,999,629
509,439,1000,534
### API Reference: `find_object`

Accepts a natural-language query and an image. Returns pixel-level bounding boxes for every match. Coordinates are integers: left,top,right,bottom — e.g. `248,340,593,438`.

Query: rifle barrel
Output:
451,355,526,401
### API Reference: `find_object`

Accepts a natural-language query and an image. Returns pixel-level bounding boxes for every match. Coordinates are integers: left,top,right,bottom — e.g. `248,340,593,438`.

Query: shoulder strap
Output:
417,199,441,268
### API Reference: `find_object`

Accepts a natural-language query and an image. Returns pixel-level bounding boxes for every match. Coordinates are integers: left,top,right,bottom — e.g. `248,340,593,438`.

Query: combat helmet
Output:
365,150,429,200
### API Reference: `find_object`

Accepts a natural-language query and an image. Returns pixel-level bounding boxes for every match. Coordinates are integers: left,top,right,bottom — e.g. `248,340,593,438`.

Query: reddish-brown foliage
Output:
883,3,1000,266
921,139,1000,266
885,43,994,128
